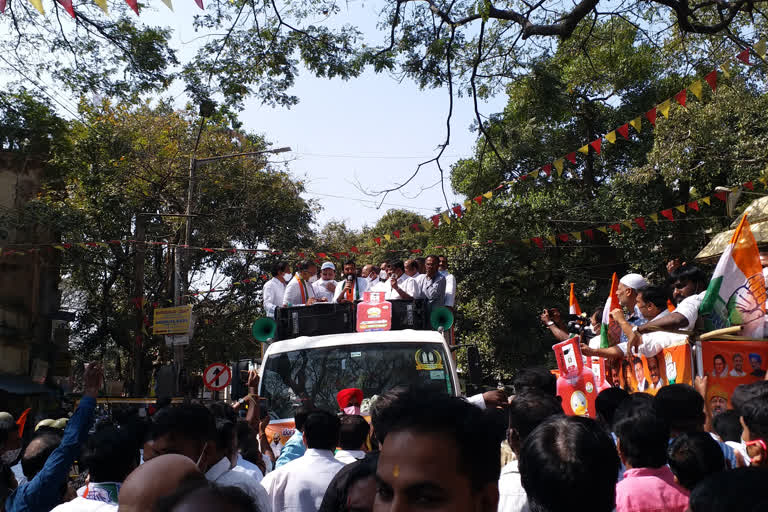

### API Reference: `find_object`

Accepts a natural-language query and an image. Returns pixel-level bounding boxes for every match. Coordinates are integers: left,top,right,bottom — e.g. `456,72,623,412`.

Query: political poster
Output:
700,340,768,415
611,342,693,395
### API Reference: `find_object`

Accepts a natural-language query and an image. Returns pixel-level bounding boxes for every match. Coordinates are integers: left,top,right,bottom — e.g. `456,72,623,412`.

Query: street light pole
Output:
173,146,292,392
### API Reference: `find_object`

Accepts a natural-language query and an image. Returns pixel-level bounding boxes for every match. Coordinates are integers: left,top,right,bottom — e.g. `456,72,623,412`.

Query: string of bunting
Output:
368,37,767,245
0,0,199,19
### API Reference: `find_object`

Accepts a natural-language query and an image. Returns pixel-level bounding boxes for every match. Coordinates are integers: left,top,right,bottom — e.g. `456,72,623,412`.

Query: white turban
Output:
620,273,648,291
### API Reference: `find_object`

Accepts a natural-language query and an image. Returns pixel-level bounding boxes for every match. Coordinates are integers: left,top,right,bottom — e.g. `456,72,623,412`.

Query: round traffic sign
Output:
203,363,232,391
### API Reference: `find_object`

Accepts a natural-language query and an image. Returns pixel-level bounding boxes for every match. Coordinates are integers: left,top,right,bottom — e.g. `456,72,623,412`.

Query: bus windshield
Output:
260,342,453,419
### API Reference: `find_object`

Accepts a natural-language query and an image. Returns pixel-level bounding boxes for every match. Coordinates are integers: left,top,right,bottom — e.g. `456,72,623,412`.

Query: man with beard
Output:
333,261,370,304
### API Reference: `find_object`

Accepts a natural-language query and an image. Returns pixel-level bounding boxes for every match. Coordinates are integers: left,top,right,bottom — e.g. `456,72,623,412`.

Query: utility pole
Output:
173,146,291,392
133,214,146,396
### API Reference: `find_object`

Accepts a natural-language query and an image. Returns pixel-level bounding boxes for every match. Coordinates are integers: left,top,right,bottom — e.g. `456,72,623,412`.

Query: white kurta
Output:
283,274,317,306
441,271,456,307
332,277,369,303
206,457,272,512
497,460,529,512
334,449,366,465
313,279,337,302
260,448,346,512
263,277,286,317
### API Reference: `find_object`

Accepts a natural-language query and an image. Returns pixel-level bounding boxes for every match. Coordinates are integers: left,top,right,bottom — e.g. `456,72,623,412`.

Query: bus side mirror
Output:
467,346,482,386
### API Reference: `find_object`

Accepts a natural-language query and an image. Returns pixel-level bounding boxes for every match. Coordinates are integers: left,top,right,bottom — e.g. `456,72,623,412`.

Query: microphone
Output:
345,274,354,301
346,274,354,283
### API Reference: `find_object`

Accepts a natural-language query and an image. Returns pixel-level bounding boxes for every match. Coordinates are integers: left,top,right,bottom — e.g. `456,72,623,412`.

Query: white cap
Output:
0,412,14,429
620,273,648,291
321,261,336,271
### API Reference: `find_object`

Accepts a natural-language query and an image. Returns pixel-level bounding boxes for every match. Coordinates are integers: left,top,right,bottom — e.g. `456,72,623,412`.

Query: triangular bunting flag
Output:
634,217,647,230
650,213,659,224
384,234,391,242
566,152,577,164
194,0,204,8
689,80,703,100
393,230,401,238
452,205,463,218
609,223,621,234
542,164,552,177
94,0,108,12
705,70,717,92
755,39,767,58
661,209,675,221
736,49,750,65
57,0,76,17
374,238,381,246
589,139,602,155
630,116,642,133
606,131,617,144
350,246,360,253
28,0,44,13
701,196,711,206
161,0,173,9
442,213,452,225
721,61,732,78
597,226,608,234
617,124,630,139
622,220,633,230
658,99,671,118
521,239,531,247
675,205,686,214
125,0,139,13
528,170,539,180
554,159,565,177
645,108,657,127
317,252,328,258
0,0,6,13
558,233,569,243
688,201,700,211
531,237,544,250
578,145,589,155
546,235,556,246
410,223,420,232
675,89,687,108
483,191,493,199
463,200,472,210
571,232,582,241
473,196,483,206
744,181,755,191
431,215,441,228
714,191,727,202
422,220,433,231
584,229,595,240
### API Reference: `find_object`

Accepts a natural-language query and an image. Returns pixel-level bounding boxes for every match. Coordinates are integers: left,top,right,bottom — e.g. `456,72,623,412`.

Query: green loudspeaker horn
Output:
252,317,277,342
430,307,454,332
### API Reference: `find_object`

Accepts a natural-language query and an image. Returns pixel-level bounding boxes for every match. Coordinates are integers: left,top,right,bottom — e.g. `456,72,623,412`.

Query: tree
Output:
21,95,314,393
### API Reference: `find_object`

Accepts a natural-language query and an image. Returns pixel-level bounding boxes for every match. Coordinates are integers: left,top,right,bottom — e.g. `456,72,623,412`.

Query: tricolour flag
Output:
699,215,766,338
600,272,621,348
569,283,582,316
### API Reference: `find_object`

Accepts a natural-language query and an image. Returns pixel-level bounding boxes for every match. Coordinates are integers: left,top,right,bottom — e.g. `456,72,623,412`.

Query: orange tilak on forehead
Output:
393,464,400,478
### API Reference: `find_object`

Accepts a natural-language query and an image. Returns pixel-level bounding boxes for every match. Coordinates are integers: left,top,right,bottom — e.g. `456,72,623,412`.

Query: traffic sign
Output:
203,363,232,391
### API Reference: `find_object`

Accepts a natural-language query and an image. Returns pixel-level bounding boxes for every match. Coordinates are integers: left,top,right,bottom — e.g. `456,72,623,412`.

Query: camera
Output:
566,313,595,340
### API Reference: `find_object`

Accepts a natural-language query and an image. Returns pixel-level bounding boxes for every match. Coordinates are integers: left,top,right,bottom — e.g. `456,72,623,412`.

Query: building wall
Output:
0,152,62,376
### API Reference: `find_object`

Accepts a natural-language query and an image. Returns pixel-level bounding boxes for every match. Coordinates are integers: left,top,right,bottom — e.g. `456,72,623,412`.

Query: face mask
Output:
343,405,361,415
1,448,21,465
283,273,292,282
195,442,209,471
308,275,318,283
379,270,388,281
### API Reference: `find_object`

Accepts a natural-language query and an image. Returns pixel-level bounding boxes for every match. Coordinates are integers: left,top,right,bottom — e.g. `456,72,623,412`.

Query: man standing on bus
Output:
414,255,447,311
284,260,320,306
333,260,369,303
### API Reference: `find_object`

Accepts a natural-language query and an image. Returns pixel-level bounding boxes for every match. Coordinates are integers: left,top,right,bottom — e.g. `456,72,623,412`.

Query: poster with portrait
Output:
699,340,768,415
619,342,693,395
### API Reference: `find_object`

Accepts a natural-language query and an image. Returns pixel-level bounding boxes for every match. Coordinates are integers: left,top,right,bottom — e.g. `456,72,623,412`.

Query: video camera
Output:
566,313,595,341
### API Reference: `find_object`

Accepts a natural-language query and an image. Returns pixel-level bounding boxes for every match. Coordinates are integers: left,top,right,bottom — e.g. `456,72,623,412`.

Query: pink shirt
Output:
615,466,689,512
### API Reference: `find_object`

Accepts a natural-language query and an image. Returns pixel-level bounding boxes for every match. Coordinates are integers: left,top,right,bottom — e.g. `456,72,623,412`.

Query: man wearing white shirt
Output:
263,262,291,317
313,262,338,302
438,255,457,308
637,265,708,336
335,415,369,465
261,410,345,512
404,259,420,278
375,260,417,300
283,260,321,306
333,261,369,303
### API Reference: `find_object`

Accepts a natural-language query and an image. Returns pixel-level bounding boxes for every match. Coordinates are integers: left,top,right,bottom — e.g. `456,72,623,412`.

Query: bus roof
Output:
263,329,448,356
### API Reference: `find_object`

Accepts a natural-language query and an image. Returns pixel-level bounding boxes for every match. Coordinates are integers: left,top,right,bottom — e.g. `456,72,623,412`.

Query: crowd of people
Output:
1,362,767,512
261,256,456,315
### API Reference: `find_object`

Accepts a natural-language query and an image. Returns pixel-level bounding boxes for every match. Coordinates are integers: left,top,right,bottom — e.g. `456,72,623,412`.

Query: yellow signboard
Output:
153,305,193,335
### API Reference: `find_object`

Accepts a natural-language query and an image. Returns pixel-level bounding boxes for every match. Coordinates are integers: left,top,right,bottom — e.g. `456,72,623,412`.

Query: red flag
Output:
0,0,6,13
645,108,657,126
473,196,483,206
675,89,687,108
542,164,552,177
410,223,421,232
317,252,327,258
609,223,621,234
558,233,569,243
736,49,750,64
350,246,359,253
584,229,595,240
374,238,381,246
687,200,700,211
410,249,422,253
705,70,718,92
531,237,544,249
56,0,75,17
125,0,139,13
431,215,440,228
452,205,463,218
16,408,31,438
634,217,647,230
714,191,727,202
194,0,204,8
617,124,630,140
589,139,602,155
744,181,754,190
660,209,675,221
566,152,576,164
298,251,305,258
393,230,401,238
